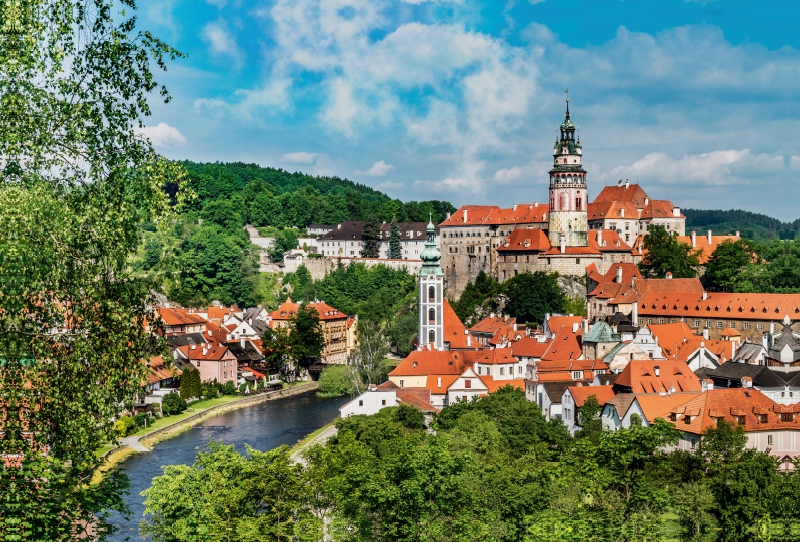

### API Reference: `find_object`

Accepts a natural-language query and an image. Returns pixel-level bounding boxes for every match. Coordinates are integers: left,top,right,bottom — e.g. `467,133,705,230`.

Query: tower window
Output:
428,286,435,302
428,330,435,343
429,308,435,323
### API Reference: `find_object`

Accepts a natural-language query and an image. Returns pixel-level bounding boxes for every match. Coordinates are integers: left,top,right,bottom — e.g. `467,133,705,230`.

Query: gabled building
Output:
158,307,208,336
177,344,238,385
562,384,616,433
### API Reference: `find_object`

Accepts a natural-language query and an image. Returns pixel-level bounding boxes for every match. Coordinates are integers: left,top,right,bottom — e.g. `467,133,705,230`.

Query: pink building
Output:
178,344,238,385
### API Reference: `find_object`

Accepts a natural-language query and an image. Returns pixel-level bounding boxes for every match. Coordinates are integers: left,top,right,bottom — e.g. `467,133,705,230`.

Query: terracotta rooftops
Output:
439,204,549,227
144,355,180,385
587,201,640,221
641,200,684,219
541,325,583,361
270,297,301,320
496,228,551,252
676,233,741,264
307,301,348,320
637,291,800,321
634,393,702,423
158,307,208,327
478,376,525,394
389,349,474,376
587,229,632,252
470,315,516,334
593,183,651,208
614,360,702,394
567,385,616,408
442,299,482,350
511,337,551,358
178,344,231,361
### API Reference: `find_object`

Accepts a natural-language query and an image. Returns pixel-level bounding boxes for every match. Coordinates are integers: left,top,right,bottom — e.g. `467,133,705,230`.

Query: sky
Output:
136,0,800,221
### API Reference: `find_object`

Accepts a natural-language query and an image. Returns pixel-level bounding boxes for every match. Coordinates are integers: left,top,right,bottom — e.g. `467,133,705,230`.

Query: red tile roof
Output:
634,393,702,423
587,201,640,221
307,301,348,320
541,325,583,360
637,291,800,322
440,204,549,227
442,299,482,350
511,337,551,358
425,374,461,393
593,183,650,208
145,355,180,385
477,376,525,393
390,350,474,376
471,348,519,365
158,307,208,327
270,297,301,321
647,322,697,357
640,199,683,219
470,315,515,334
178,344,232,362
587,229,632,252
496,228,551,252
614,360,702,394
567,385,616,407
675,233,741,264
541,245,602,256
668,388,792,434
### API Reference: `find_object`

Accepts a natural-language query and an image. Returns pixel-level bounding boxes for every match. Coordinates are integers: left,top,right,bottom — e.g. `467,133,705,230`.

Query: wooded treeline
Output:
684,208,800,241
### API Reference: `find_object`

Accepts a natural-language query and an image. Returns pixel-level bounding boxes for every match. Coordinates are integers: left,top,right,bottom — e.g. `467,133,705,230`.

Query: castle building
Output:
548,99,588,248
418,218,445,350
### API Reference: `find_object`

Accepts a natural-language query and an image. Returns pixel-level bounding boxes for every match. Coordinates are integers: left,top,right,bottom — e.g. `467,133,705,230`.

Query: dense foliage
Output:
685,208,800,241
142,390,800,541
638,224,701,278
261,306,325,379
0,1,185,539
705,238,800,293
452,271,580,326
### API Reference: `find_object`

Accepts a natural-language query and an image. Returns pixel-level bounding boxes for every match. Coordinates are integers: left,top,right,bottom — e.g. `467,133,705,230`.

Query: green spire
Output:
419,214,443,277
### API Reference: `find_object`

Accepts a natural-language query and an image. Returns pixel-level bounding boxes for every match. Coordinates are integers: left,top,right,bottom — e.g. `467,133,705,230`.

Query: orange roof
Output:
470,315,515,334
676,233,741,264
541,326,583,361
178,344,232,362
541,245,601,256
496,228,551,252
587,263,642,298
668,388,791,434
270,297,301,320
203,321,225,344
390,349,474,376
674,338,734,363
587,201,640,221
207,306,233,320
640,199,683,219
567,385,616,407
637,291,800,322
472,348,519,365
396,388,440,413
593,183,650,208
440,204,549,227
647,322,696,357
614,360,702,394
158,307,208,327
511,337,551,358
537,359,608,373
144,355,180,385
547,315,582,333
442,299,482,349
587,229,632,252
721,327,741,337
477,376,525,394
634,393,702,423
644,278,705,293
537,371,582,381
307,301,347,320
488,323,521,346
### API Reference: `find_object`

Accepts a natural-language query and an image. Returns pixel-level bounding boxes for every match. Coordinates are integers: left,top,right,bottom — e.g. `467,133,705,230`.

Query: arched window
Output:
428,285,435,302
429,308,435,323
428,330,435,343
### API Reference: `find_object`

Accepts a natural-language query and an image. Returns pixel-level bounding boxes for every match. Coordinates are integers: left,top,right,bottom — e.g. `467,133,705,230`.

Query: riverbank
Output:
95,382,320,478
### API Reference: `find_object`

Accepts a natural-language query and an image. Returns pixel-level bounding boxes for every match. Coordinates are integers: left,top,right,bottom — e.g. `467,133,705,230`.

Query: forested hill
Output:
181,161,456,226
683,208,800,241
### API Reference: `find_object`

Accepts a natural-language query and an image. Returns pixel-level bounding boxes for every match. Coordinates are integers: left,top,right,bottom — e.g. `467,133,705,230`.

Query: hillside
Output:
683,208,800,241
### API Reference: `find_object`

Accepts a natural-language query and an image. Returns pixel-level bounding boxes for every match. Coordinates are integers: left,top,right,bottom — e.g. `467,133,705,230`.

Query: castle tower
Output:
548,98,588,247
418,217,444,350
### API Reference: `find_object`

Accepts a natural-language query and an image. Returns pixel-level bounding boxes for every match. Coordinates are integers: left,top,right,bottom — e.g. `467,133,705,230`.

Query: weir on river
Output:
107,391,349,541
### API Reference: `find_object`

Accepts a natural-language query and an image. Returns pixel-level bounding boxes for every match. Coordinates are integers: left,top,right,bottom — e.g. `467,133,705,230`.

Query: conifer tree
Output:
180,365,202,400
362,213,381,258
389,217,403,259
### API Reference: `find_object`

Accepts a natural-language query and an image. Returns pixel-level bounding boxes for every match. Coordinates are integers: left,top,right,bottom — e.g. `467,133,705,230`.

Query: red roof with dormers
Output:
158,307,208,327
307,301,348,321
178,344,233,362
541,326,584,361
587,229,632,252
675,233,742,264
641,199,684,219
637,291,800,322
470,315,516,334
472,348,519,365
593,183,651,208
587,201,640,221
541,245,602,256
496,228,551,252
440,204,549,227
511,337,551,359
389,349,475,376
270,297,301,321
614,360,702,394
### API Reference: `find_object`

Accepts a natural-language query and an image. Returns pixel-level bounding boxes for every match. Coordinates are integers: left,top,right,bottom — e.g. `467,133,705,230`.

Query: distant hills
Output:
683,209,800,241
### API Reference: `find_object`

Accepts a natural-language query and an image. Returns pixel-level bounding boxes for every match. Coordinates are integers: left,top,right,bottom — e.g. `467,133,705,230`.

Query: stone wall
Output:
285,256,422,281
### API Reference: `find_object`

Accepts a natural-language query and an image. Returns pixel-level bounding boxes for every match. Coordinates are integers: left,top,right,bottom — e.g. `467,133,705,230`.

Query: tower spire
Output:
565,89,570,119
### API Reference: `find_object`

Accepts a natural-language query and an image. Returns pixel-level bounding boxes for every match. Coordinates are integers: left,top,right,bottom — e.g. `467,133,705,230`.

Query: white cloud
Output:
202,19,244,67
282,152,318,164
135,122,187,149
378,180,404,190
493,166,523,183
357,161,395,176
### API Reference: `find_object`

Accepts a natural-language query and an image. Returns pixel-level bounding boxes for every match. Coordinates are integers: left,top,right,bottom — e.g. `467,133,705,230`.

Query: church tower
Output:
418,217,444,350
548,98,588,247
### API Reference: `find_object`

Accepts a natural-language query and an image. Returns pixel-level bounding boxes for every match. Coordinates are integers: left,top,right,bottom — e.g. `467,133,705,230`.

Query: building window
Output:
465,380,471,389
744,322,750,330
428,285,435,302
658,318,664,324
690,437,696,449
399,380,404,387
757,323,763,330
576,258,580,264
717,321,723,329
359,400,364,406
572,371,582,379
381,400,386,406
730,322,736,329
428,330,435,343
647,318,653,325
706,320,711,328
518,366,522,374
693,319,700,328
768,435,774,446
500,368,505,375
429,308,435,323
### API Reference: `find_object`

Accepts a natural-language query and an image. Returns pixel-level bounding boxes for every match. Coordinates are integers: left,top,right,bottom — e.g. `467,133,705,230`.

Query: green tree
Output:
162,392,188,416
452,271,502,326
269,228,299,262
290,305,325,366
389,217,403,259
141,442,321,542
348,320,389,394
638,224,701,278
0,1,185,539
143,238,163,270
574,395,603,443
389,313,419,356
180,365,202,400
318,365,355,396
502,272,567,325
362,213,381,258
704,239,756,291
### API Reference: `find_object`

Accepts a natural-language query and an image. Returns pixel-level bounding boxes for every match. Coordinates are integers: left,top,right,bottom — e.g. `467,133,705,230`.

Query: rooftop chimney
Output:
673,208,680,217
467,335,472,347
702,291,708,301
703,328,709,340
625,179,630,188
463,208,468,223
665,271,673,279
572,322,579,333
707,230,712,245
597,229,602,245
560,231,566,254
202,346,207,356
173,350,178,360
691,231,696,248
227,333,232,340
618,179,623,187
702,379,714,391
654,366,660,377
240,337,245,348
632,301,639,323
620,208,625,218
616,266,623,283
446,211,451,219
736,230,740,238
742,376,753,388
582,318,589,335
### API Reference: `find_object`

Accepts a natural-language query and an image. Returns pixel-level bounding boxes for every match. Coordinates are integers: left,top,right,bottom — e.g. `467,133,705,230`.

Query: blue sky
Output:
137,0,800,220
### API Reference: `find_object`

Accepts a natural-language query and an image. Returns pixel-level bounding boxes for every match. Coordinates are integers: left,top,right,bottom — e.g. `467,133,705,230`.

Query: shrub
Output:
221,381,237,396
114,419,128,437
134,412,150,428
162,392,187,416
203,384,218,400
119,416,137,435
318,365,354,397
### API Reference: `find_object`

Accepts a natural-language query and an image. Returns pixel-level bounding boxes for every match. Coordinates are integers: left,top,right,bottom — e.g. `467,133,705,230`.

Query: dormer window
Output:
572,371,582,380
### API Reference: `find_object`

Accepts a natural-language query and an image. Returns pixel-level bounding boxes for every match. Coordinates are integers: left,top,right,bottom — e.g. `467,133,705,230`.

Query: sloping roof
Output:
208,306,234,320
648,322,697,357
668,388,791,434
542,381,578,402
145,355,180,385
640,199,683,219
586,263,642,298
425,374,461,393
676,233,741,264
637,291,800,321
511,337,551,358
308,301,348,321
634,393,702,423
721,327,741,338
472,348,519,365
705,363,788,388
270,297,301,320
604,393,637,419
166,332,209,349
541,245,602,256
389,350,474,376
319,221,365,241
470,315,516,335
547,315,583,334
541,326,583,361
584,321,621,343
733,343,766,364
178,344,232,362
439,204,549,227
379,222,438,241
158,307,208,327
496,228,551,252
587,229,632,253
477,376,525,394
567,385,616,407
587,201,640,222
614,360,702,394
442,299,482,350
593,183,650,208
396,388,440,413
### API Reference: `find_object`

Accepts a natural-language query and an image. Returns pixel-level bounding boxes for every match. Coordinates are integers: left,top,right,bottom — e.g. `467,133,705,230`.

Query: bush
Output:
203,383,218,400
114,419,128,437
162,392,187,416
119,415,137,435
221,381,237,396
134,412,150,429
318,365,354,396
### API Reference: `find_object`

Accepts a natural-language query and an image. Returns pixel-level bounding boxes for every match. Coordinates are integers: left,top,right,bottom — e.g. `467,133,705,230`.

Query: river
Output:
107,391,349,541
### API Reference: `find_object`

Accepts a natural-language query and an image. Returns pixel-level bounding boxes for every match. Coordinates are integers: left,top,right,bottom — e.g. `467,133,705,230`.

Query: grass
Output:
90,446,136,486
134,395,242,438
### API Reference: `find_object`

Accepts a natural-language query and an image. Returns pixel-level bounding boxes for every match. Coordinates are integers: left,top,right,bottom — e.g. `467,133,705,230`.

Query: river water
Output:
107,391,349,541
